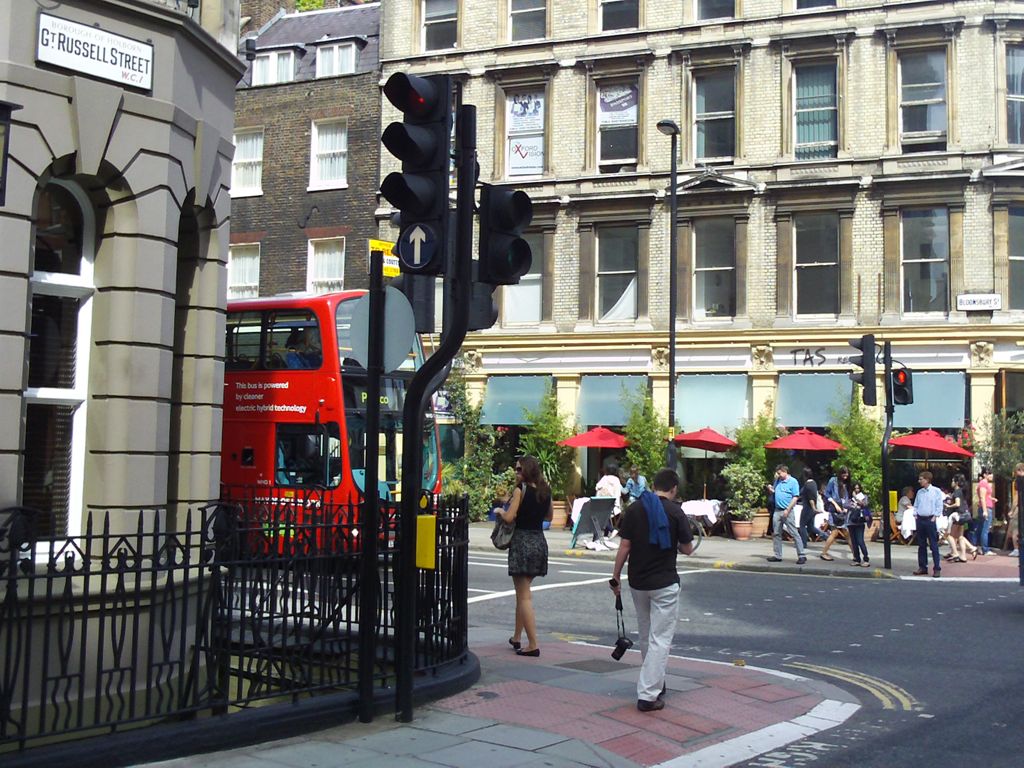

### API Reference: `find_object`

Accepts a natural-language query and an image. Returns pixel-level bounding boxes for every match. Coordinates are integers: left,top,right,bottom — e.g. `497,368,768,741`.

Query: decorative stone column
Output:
750,344,778,420
968,341,997,453
650,346,671,429
555,372,582,495
461,350,487,409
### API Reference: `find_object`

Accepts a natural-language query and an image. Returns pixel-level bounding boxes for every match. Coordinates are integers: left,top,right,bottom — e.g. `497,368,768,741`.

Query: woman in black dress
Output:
498,455,552,657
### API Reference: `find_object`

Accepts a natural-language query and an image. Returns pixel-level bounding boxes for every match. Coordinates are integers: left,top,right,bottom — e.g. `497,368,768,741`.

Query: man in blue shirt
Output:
766,464,806,564
624,465,648,505
912,470,944,577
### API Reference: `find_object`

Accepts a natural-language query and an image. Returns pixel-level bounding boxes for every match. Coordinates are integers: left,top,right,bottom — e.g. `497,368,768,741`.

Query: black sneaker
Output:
767,556,783,562
637,698,665,712
658,683,666,700
797,557,807,565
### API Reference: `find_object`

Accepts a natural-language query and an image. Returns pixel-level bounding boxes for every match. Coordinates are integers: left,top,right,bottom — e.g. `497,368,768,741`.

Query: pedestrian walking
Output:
976,467,997,555
766,465,806,564
912,470,945,577
846,483,871,567
1007,462,1024,557
797,467,821,547
499,455,552,657
943,474,977,562
818,467,851,561
609,468,695,712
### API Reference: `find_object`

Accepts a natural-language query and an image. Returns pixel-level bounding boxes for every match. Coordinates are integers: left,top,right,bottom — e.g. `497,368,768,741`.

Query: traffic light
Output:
891,368,914,405
848,333,876,406
477,183,533,284
390,273,436,334
380,73,452,275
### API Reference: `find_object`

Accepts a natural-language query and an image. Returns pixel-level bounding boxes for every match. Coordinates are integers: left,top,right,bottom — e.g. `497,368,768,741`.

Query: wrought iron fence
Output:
0,492,469,754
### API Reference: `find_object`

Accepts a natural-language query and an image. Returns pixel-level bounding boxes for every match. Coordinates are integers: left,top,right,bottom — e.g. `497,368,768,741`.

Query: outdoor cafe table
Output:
900,512,951,542
680,499,721,525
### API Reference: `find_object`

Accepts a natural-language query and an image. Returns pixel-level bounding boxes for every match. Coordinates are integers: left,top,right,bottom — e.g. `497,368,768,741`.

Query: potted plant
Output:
720,460,764,541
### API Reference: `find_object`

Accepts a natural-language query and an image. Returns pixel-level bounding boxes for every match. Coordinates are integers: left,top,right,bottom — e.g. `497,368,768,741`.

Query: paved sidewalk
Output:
492,523,1023,582
136,628,859,768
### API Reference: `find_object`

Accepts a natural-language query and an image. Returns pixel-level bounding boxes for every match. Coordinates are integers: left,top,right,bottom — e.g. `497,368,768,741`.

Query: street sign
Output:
396,223,438,272
347,287,416,373
369,238,400,277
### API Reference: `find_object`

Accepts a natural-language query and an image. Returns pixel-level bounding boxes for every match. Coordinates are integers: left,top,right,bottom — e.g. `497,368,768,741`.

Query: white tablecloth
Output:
901,514,950,540
681,499,721,525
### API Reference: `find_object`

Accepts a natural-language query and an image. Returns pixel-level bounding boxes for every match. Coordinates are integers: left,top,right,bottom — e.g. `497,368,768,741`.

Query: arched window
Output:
23,180,95,537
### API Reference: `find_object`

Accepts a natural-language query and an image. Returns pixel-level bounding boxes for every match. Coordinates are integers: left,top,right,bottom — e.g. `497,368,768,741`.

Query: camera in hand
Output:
611,635,633,660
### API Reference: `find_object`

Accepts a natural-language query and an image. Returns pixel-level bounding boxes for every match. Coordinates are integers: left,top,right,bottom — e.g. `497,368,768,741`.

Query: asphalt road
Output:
468,551,1024,768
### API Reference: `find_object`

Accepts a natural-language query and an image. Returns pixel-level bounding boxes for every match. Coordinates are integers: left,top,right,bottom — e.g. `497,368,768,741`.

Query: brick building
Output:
231,1,382,297
378,0,1024,493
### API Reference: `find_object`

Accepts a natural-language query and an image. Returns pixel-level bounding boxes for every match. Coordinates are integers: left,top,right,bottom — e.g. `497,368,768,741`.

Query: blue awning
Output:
676,374,749,433
893,371,966,429
776,373,853,428
480,376,552,425
576,375,647,427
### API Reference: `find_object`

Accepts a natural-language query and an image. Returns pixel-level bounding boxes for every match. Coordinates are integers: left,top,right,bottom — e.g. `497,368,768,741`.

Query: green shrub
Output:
826,399,884,509
731,406,779,481
721,460,765,519
622,390,669,480
520,386,576,499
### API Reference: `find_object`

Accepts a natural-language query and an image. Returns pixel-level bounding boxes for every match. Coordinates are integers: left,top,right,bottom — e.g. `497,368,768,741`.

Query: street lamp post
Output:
657,119,680,466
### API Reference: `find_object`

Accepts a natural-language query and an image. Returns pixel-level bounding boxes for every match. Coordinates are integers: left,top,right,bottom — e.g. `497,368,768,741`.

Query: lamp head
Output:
657,119,680,137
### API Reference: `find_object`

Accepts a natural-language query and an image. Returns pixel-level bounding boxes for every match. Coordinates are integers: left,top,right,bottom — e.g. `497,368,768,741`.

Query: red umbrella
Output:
558,426,629,448
765,428,844,452
673,428,737,498
888,429,973,458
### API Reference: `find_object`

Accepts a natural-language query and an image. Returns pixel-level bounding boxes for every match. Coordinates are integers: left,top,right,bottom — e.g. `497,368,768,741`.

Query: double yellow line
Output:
785,662,917,710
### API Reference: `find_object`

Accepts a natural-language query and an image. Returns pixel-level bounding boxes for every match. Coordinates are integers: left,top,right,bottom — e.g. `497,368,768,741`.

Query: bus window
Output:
275,422,340,488
266,311,321,370
226,311,262,371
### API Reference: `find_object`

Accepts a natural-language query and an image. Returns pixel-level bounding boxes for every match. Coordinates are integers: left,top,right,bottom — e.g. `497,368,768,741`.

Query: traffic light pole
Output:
881,341,894,570
395,104,476,723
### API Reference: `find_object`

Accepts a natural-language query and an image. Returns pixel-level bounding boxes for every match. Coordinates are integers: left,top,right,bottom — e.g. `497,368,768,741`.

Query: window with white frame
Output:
228,244,260,299
309,120,348,189
695,69,735,161
796,0,834,8
251,50,294,86
901,207,949,313
316,42,355,78
231,129,264,196
600,0,638,31
307,238,345,294
899,49,947,153
597,226,638,322
510,0,545,41
504,232,543,324
794,62,838,160
507,91,545,177
24,180,95,538
1009,207,1024,310
794,212,839,315
1008,46,1024,145
697,0,733,21
424,0,457,50
597,81,639,172
693,217,735,319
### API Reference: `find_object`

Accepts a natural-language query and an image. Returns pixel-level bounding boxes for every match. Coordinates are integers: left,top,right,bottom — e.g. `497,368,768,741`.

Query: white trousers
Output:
629,582,680,702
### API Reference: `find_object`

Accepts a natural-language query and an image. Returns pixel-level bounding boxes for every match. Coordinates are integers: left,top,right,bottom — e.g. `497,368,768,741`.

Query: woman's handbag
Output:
491,517,514,550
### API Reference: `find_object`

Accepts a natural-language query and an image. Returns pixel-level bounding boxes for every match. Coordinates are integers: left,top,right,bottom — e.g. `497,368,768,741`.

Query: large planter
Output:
731,519,754,541
751,509,771,538
551,500,569,530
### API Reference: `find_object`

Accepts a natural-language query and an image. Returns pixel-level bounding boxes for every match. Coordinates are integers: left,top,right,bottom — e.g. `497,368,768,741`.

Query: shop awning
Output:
892,371,966,429
480,375,552,425
676,374,750,433
776,373,852,428
576,375,647,427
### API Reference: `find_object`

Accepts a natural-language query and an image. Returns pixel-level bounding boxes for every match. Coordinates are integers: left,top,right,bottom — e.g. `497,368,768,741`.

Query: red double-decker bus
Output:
221,291,441,506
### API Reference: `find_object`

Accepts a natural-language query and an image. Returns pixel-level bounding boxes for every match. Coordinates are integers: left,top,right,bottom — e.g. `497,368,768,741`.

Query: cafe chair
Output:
569,497,615,550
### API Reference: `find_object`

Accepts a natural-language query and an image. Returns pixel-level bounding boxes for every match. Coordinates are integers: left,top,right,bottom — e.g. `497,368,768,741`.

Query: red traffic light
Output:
383,73,438,119
893,370,908,386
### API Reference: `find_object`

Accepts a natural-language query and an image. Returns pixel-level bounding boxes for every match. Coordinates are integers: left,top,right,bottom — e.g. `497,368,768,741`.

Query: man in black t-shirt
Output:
610,468,694,712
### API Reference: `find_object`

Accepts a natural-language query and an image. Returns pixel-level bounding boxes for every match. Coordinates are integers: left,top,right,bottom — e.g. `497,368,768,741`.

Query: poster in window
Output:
599,84,638,126
508,92,545,133
508,135,544,176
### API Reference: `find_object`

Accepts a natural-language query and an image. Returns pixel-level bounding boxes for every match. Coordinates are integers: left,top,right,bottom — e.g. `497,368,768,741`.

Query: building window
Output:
899,49,947,153
251,50,294,86
504,232,543,324
600,0,638,31
507,91,545,177
231,129,264,196
695,69,735,161
901,207,949,313
1008,46,1024,145
693,217,735,319
25,181,95,538
228,244,260,299
597,226,638,322
1010,207,1024,310
697,0,733,21
794,63,838,160
796,0,835,8
308,238,345,294
597,81,639,172
316,43,355,78
310,120,348,189
794,213,839,315
511,0,545,40
424,0,457,50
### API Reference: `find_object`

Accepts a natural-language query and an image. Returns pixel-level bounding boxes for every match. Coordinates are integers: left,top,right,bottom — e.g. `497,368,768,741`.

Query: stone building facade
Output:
0,0,244,535
378,0,1024,490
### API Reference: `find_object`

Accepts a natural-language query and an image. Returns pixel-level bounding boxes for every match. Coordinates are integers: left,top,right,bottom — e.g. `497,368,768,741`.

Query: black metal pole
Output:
395,103,476,723
358,249,384,722
1017,474,1023,586
667,132,678,444
882,341,894,570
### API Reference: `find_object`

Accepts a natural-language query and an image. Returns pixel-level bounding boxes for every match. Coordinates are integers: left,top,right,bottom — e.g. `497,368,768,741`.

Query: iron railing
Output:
0,492,469,754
